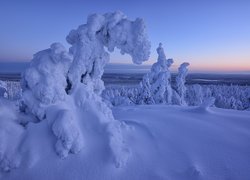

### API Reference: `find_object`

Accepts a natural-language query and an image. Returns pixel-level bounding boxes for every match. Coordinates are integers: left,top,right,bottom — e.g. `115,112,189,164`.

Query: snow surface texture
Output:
18,11,150,168
2,104,250,180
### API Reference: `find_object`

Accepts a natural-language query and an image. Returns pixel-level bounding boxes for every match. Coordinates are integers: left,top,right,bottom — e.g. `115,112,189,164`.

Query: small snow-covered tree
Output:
175,62,190,105
139,43,173,104
186,84,203,106
139,73,155,104
199,97,215,111
21,11,150,167
0,80,7,98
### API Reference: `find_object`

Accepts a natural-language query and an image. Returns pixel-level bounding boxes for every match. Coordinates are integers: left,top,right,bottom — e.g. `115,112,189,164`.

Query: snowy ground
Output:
2,104,250,180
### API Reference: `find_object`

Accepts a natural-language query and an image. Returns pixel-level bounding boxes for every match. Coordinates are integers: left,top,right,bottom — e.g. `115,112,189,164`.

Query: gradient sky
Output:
0,0,250,72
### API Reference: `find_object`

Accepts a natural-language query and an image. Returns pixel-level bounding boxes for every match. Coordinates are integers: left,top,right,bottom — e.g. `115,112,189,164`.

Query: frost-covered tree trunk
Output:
20,11,151,167
175,62,190,105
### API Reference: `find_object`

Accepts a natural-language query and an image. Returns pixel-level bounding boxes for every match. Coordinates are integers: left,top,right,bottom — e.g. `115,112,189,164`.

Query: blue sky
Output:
0,0,250,72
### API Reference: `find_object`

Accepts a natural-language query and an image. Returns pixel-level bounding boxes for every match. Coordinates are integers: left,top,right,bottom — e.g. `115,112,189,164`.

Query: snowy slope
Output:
2,104,250,180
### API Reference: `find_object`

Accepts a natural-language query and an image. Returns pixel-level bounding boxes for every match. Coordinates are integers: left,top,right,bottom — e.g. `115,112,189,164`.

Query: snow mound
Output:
0,99,24,172
51,109,83,158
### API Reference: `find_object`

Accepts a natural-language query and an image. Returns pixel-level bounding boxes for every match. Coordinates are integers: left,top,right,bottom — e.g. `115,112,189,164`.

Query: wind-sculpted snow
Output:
2,104,250,180
67,11,150,90
21,43,72,119
15,11,151,169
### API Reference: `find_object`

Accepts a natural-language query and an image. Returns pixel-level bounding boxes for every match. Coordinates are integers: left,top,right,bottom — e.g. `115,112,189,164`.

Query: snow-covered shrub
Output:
0,81,7,98
186,84,203,106
174,62,190,105
20,11,151,166
104,82,250,111
209,85,248,110
6,81,21,100
186,84,250,110
103,86,139,106
198,97,215,111
139,43,173,104
138,73,155,104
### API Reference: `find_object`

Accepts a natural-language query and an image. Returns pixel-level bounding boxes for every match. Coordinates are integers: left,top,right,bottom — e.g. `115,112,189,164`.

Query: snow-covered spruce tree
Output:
21,11,150,167
175,62,190,105
139,43,173,104
139,73,155,104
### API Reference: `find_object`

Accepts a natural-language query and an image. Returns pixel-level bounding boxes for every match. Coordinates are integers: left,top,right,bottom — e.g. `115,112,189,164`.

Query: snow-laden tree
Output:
0,80,8,98
139,43,173,104
186,84,203,106
21,43,72,120
198,97,215,111
102,86,139,106
138,73,155,104
20,11,151,167
175,62,190,105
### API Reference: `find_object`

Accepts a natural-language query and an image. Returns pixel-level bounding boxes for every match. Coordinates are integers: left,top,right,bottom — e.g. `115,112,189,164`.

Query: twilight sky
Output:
0,0,250,72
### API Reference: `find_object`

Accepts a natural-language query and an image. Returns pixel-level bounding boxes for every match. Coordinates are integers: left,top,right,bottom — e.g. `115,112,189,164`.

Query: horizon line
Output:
0,61,249,74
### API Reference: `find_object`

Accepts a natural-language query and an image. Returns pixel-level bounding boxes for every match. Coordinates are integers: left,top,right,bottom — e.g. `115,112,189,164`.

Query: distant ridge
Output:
0,62,29,74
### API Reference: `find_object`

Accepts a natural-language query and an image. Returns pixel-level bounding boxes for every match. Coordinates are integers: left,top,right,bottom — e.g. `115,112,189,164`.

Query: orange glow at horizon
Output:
189,55,250,72
143,57,250,72
190,64,250,72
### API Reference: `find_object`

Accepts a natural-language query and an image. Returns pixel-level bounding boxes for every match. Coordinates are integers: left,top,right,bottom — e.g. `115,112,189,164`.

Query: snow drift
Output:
2,104,250,180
